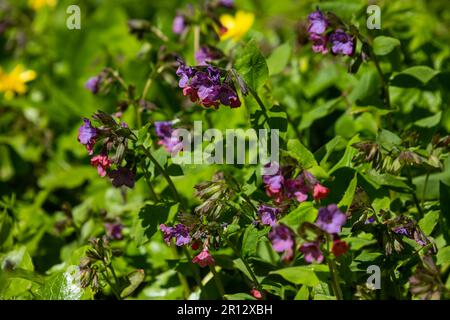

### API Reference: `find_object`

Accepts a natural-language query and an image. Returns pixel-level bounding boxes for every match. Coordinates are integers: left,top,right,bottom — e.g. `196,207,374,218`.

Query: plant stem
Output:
140,146,186,210
140,162,159,201
209,265,226,298
101,269,121,300
248,88,271,126
406,166,423,218
327,258,343,300
171,246,191,299
182,247,205,293
225,238,262,291
194,25,200,57
421,172,430,208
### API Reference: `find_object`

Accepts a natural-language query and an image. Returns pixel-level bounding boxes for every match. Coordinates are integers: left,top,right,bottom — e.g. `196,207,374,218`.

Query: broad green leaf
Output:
299,98,341,130
329,135,360,173
242,225,269,258
373,36,400,56
267,43,291,75
235,40,269,91
413,111,442,128
436,246,450,266
294,285,309,300
418,210,440,235
121,269,145,298
338,173,358,211
377,129,402,148
286,139,317,169
132,202,179,246
391,66,439,87
270,266,322,286
37,266,84,300
279,202,317,231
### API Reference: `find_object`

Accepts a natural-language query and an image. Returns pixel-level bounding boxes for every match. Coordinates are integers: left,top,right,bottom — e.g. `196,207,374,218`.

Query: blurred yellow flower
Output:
0,65,37,100
219,11,254,42
28,0,57,10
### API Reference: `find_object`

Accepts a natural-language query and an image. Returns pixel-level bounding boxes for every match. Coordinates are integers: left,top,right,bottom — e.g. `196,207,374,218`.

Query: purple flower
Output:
160,223,191,246
172,15,186,35
175,60,240,109
309,33,328,54
218,0,234,7
393,227,410,236
219,84,241,108
365,216,376,224
316,204,347,234
329,29,354,56
78,118,97,155
285,177,309,202
85,76,101,94
108,167,135,188
195,46,221,66
105,222,123,240
300,242,324,264
308,10,328,34
154,121,183,154
269,224,295,262
258,204,279,226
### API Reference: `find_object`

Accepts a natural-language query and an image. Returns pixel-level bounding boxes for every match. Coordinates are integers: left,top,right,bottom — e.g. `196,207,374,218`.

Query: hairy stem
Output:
209,265,226,298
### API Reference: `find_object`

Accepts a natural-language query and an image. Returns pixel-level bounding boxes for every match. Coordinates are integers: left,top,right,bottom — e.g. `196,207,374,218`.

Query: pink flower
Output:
313,183,329,200
192,249,215,268
90,154,110,177
251,288,263,300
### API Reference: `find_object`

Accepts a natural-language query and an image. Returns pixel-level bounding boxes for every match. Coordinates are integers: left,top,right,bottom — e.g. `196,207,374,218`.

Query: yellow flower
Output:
0,65,37,100
219,11,254,42
28,0,57,10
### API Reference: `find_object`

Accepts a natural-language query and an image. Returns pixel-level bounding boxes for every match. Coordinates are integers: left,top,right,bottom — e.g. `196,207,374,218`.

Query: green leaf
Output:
294,285,309,300
338,173,357,211
413,111,442,128
37,266,84,300
121,269,145,298
436,246,450,266
418,210,440,235
373,36,400,56
299,98,341,130
286,139,317,169
241,225,269,258
377,129,402,148
279,202,317,231
267,43,291,75
270,266,327,286
132,202,179,246
329,135,360,173
235,40,269,91
391,66,439,87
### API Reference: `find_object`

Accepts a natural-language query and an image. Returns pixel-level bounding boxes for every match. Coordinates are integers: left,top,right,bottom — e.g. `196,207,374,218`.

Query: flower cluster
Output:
176,60,241,109
307,9,354,56
159,222,216,268
154,121,183,154
77,115,135,188
300,204,349,263
268,224,295,262
262,162,329,204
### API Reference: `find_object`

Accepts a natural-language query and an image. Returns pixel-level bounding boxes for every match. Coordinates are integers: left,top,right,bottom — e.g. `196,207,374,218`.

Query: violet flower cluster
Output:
307,9,354,56
300,204,349,264
262,162,329,204
77,117,135,188
176,60,241,109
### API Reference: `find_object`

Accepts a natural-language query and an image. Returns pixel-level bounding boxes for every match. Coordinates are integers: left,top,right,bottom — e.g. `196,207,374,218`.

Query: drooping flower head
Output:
329,29,354,56
192,249,215,267
316,204,347,234
308,9,328,34
105,222,123,240
285,176,309,202
258,204,279,226
195,46,222,66
85,76,102,94
309,33,328,54
77,118,98,155
262,162,285,202
90,154,111,177
300,242,324,264
313,183,329,200
108,167,135,188
331,239,349,257
269,224,295,262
